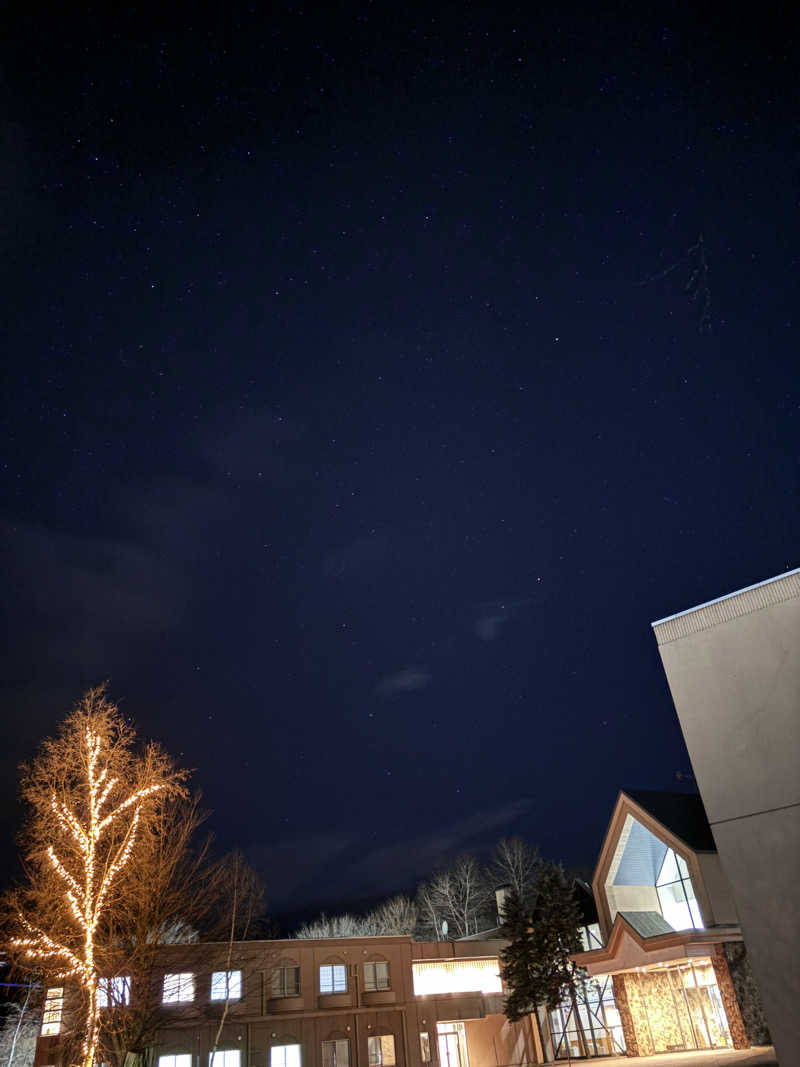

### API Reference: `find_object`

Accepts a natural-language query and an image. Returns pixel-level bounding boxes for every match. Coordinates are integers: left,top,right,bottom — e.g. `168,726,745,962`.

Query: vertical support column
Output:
711,947,749,1050
611,975,639,1057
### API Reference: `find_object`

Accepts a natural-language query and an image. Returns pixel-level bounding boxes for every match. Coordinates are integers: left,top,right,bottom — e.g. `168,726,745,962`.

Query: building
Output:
33,936,539,1067
652,568,800,1065
31,793,775,1067
571,789,770,1057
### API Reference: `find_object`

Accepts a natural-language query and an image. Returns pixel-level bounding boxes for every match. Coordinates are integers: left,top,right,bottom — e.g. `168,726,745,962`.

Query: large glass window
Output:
319,964,347,994
321,1040,349,1067
271,1046,301,1067
547,975,626,1059
363,962,390,991
656,849,703,930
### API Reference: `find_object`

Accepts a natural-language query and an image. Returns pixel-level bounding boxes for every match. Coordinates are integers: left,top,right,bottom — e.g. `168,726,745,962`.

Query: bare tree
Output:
0,979,41,1067
488,839,542,911
3,687,186,1067
295,895,417,939
367,896,417,936
416,855,492,940
99,799,264,1067
208,853,264,1064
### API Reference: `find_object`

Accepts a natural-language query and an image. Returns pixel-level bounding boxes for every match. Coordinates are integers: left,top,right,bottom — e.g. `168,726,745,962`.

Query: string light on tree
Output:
8,688,184,1067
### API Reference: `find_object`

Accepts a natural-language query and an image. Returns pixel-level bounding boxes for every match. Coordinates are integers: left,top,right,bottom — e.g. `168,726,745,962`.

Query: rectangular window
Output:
158,1056,192,1067
367,1036,395,1067
270,1046,301,1067
211,971,242,1001
319,964,347,994
271,966,300,998
419,1034,431,1063
210,1053,241,1067
321,1040,350,1067
98,976,131,1008
163,973,195,1003
363,962,390,992
41,988,64,1036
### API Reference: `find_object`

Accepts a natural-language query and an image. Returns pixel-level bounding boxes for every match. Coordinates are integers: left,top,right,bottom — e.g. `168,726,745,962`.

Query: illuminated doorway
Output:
631,960,733,1053
436,1022,468,1067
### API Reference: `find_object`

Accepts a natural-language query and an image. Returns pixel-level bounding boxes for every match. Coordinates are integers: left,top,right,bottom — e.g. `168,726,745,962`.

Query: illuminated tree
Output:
5,687,186,1067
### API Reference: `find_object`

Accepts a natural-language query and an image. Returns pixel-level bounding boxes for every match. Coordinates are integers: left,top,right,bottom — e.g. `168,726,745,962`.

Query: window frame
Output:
98,976,131,1008
367,1035,396,1067
210,1052,241,1067
210,970,242,1002
419,1033,431,1063
41,988,64,1036
271,965,301,998
318,963,347,995
321,1039,350,1067
162,972,196,1004
363,961,390,992
270,1045,301,1067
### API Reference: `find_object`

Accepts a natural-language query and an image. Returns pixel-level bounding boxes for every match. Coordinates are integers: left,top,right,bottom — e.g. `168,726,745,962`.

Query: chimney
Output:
494,884,511,925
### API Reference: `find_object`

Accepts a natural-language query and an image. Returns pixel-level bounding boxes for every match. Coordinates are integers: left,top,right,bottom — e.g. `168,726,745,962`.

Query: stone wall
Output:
724,942,772,1047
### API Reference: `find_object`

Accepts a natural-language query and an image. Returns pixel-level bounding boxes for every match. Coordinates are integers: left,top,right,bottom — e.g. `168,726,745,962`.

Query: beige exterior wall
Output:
653,568,800,1066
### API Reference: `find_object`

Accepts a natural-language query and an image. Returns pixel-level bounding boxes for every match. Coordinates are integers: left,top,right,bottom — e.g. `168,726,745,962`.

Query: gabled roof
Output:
623,790,716,852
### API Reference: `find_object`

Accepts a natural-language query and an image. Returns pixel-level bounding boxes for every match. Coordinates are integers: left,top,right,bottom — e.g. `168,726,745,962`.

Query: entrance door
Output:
437,1032,460,1067
436,1022,468,1067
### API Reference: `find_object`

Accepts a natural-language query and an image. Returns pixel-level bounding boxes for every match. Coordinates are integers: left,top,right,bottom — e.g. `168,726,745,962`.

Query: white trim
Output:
651,568,800,627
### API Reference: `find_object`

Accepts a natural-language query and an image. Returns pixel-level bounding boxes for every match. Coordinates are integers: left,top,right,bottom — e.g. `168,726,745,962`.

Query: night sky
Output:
2,3,797,926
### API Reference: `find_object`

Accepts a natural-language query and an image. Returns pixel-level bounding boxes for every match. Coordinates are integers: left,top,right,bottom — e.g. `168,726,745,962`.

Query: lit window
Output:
656,848,704,931
321,1040,349,1067
419,1034,431,1063
319,964,347,994
41,988,64,1036
412,959,502,996
98,976,131,1008
210,1052,241,1067
363,962,390,992
270,1045,301,1067
159,1056,193,1067
579,923,603,951
163,973,195,1003
211,971,242,1001
368,1037,395,1067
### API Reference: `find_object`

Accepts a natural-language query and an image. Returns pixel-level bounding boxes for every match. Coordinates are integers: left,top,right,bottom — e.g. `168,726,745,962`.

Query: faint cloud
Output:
374,666,431,699
323,533,393,579
474,596,532,640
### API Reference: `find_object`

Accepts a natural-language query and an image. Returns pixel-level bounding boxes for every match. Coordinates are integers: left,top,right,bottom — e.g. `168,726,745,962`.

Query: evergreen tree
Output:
499,861,587,1052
